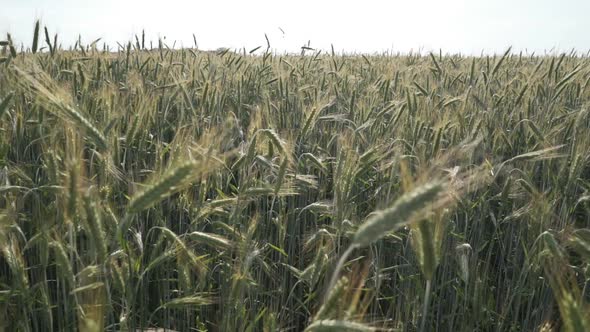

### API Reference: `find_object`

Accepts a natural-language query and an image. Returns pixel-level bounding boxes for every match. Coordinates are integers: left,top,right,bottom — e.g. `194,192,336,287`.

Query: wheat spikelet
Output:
305,320,376,332
188,231,233,250
67,164,79,221
259,129,289,158
0,92,13,119
413,219,437,281
31,20,40,54
455,243,472,283
127,161,198,213
560,293,590,332
11,66,108,150
161,294,215,308
74,265,106,332
157,226,207,274
83,193,107,262
196,197,238,218
315,276,349,320
49,240,75,287
326,181,446,300
352,182,444,248
0,233,28,289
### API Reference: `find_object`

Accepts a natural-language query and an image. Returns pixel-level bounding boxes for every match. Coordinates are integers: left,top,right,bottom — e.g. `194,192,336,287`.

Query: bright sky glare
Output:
1,0,589,55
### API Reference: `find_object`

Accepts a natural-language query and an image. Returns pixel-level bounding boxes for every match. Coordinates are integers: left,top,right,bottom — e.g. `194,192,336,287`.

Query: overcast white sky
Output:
1,0,589,55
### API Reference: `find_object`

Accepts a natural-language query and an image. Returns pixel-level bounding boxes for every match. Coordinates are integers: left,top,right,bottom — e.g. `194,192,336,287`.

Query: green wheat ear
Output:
83,192,107,263
326,181,445,297
305,320,377,332
31,20,40,54
0,92,14,119
188,231,233,250
412,219,438,281
455,243,472,283
315,276,349,321
11,66,108,150
352,181,444,248
126,161,200,214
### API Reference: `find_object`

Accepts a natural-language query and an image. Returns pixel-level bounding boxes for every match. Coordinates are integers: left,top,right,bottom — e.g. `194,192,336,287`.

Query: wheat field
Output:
1,22,590,331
